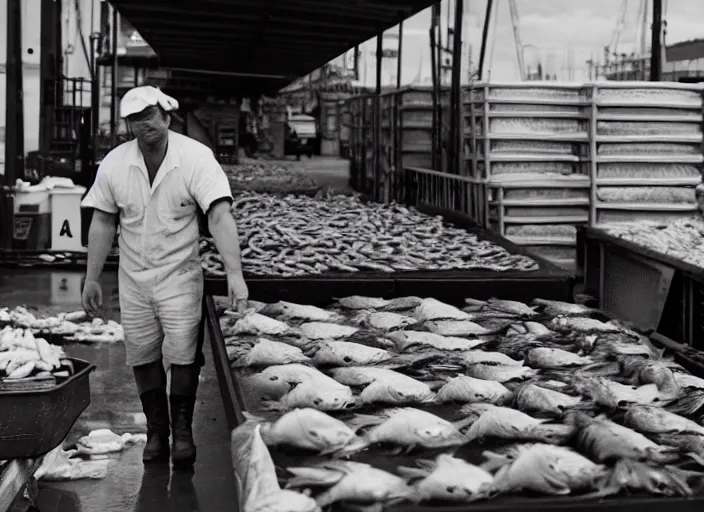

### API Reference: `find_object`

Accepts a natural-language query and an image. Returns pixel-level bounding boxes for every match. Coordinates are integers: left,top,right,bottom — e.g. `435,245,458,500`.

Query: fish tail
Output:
259,399,286,412
241,411,267,423
665,389,704,418
464,298,486,307
345,413,384,432
396,466,429,481
329,438,370,458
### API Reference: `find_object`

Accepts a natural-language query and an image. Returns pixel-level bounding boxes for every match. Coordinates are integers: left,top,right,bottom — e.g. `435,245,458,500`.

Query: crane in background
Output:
508,0,526,80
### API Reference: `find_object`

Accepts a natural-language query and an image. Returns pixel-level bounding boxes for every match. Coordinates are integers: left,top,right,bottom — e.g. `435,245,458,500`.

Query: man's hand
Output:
82,279,105,318
228,272,249,313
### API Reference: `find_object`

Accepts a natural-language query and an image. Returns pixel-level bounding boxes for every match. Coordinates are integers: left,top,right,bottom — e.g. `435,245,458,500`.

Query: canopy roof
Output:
111,0,436,95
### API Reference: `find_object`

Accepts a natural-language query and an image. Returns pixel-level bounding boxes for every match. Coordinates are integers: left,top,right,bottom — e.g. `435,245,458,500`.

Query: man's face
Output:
126,106,170,146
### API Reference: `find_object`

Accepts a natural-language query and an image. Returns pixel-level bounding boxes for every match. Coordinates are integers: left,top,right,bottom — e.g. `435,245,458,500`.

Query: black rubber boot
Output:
139,388,170,463
170,394,197,468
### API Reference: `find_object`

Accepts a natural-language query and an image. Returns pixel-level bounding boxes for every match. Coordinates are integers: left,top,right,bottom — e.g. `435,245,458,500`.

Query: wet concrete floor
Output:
0,269,238,512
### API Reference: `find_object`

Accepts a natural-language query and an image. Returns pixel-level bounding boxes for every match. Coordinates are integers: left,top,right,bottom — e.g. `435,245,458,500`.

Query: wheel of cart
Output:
0,358,95,510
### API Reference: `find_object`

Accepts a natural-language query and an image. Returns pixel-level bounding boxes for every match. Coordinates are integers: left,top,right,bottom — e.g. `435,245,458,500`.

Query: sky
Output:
350,0,704,86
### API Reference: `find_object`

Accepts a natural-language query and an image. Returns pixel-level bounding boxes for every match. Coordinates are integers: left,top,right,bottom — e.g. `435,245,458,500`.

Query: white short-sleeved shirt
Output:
81,131,233,281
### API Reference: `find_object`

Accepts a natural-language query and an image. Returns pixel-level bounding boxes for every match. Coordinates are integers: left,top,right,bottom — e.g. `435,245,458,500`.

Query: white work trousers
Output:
118,260,204,367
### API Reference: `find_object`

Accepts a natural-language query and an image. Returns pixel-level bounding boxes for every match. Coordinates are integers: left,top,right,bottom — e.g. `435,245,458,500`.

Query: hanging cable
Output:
487,0,500,81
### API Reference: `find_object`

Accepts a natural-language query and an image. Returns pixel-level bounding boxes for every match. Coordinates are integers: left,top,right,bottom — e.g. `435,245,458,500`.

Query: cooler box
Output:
50,185,87,252
13,188,51,250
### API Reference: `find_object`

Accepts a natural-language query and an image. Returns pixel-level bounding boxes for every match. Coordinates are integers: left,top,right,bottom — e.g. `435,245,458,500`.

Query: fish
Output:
252,408,359,454
336,296,391,310
381,296,423,311
513,383,584,416
261,301,343,323
532,299,597,317
465,298,538,318
485,443,607,496
674,372,704,390
572,375,673,408
624,405,704,436
297,322,359,340
459,350,523,366
414,298,473,322
355,311,417,331
595,458,695,497
230,312,292,337
251,364,332,397
310,341,393,366
550,317,621,333
230,423,320,512
328,367,435,405
425,320,492,337
466,363,537,383
342,408,468,453
436,375,512,404
524,347,593,369
388,331,488,352
619,357,680,397
201,192,539,278
286,460,413,507
570,413,680,463
262,379,355,412
230,338,311,368
461,404,574,444
397,454,494,502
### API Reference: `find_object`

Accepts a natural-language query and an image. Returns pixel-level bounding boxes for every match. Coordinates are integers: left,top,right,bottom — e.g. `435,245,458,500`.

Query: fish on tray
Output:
569,412,681,464
250,364,336,398
572,374,675,408
339,407,468,455
388,330,489,352
435,375,512,405
261,378,355,412
260,301,344,323
424,320,493,337
350,311,417,332
456,350,523,367
466,363,537,383
550,316,622,334
506,321,554,337
229,338,311,368
285,460,413,508
328,367,436,406
483,443,608,496
619,357,681,395
465,298,538,318
531,298,598,317
227,312,293,337
245,408,359,455
460,404,574,444
624,405,704,436
523,347,593,370
414,298,474,322
335,296,391,310
397,454,494,502
512,382,584,417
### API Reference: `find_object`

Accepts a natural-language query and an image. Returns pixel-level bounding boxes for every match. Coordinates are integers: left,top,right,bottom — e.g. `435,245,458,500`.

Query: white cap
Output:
120,86,179,119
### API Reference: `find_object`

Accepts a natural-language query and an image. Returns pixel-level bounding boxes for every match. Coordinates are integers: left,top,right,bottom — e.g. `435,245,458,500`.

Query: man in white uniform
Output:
81,86,249,468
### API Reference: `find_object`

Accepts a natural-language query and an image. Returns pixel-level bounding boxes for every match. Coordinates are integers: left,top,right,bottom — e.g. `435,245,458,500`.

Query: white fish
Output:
329,367,435,405
382,296,423,311
551,317,621,333
436,375,512,404
572,375,672,408
674,372,704,390
337,296,391,310
466,363,537,383
624,405,704,436
398,454,493,502
414,298,473,322
263,301,342,323
513,383,583,416
462,404,574,444
311,341,392,366
524,347,593,369
231,312,291,336
361,311,417,331
532,299,596,317
286,460,413,507
486,443,607,496
344,408,467,452
571,413,679,463
252,364,330,397
425,320,492,336
298,322,358,340
231,338,311,367
388,330,487,352
460,350,522,366
466,298,538,318
254,408,359,454
264,379,355,412
231,423,319,512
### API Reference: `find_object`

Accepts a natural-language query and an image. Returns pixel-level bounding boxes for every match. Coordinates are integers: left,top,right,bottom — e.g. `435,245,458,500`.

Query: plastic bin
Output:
0,358,95,459
12,189,51,251
50,185,87,252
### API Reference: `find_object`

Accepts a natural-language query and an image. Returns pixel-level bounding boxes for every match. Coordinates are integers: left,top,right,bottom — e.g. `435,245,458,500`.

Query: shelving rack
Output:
589,81,704,226
463,82,592,272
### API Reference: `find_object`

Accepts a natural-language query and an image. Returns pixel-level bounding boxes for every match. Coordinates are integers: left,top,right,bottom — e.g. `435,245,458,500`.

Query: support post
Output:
650,0,662,81
430,9,438,171
110,5,118,147
372,34,383,202
396,20,403,89
39,0,58,154
477,0,494,80
450,0,464,176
